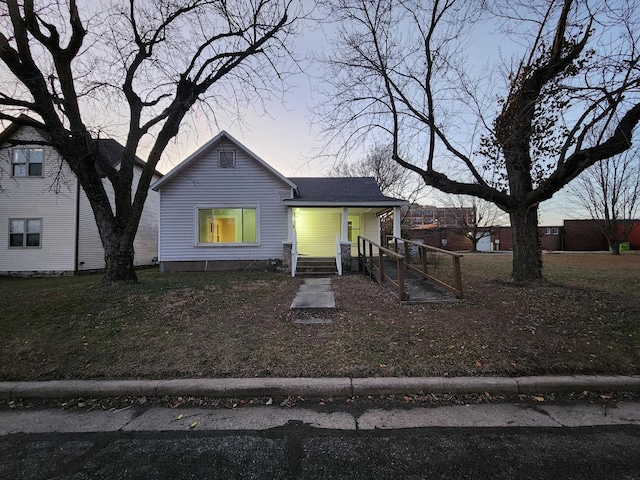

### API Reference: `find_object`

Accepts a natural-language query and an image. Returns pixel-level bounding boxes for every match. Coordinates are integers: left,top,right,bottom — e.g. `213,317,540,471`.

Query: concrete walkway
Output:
290,277,335,309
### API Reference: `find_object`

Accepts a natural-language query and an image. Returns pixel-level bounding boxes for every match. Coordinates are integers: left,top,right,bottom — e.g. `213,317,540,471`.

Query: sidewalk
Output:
2,375,640,401
290,277,335,309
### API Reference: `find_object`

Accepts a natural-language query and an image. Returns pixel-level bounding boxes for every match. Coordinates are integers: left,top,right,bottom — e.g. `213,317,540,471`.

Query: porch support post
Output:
393,206,402,238
286,207,294,242
341,207,349,242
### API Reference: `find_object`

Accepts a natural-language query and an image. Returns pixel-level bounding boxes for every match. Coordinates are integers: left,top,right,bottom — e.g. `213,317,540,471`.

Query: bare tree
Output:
569,148,640,254
0,0,300,283
316,0,640,282
438,194,508,252
329,143,423,200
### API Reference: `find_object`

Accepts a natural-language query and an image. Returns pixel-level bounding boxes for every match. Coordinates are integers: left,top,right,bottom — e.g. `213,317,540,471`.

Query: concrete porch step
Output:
296,257,338,276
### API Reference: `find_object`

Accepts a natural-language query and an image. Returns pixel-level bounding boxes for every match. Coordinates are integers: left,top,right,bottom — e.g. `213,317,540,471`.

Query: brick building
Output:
563,220,640,250
491,226,563,251
403,204,476,228
491,220,639,252
410,225,473,251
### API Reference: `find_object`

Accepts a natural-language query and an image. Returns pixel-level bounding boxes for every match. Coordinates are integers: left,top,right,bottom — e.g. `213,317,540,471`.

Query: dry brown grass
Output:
0,252,638,381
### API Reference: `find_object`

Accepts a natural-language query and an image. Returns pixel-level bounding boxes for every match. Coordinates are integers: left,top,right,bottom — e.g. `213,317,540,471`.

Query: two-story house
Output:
0,121,160,275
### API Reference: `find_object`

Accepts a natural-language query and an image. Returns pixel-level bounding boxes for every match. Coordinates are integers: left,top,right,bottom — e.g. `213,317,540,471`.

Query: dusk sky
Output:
154,11,574,227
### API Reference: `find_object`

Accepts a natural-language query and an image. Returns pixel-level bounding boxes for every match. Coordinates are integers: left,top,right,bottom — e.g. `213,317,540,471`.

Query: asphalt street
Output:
2,402,640,479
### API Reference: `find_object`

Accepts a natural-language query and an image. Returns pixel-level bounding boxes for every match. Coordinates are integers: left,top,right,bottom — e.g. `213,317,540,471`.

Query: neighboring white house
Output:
151,131,407,275
0,122,161,275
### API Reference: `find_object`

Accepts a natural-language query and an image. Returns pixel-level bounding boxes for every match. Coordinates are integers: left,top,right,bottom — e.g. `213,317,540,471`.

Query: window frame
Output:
194,205,259,247
8,218,42,249
217,150,236,168
11,147,44,178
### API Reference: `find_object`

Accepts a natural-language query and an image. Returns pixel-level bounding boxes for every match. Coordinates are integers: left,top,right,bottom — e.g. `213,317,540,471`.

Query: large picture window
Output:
9,219,42,247
198,208,257,244
12,148,43,177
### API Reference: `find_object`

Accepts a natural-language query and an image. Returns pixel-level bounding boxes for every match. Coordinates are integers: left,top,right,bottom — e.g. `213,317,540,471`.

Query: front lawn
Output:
1,253,638,380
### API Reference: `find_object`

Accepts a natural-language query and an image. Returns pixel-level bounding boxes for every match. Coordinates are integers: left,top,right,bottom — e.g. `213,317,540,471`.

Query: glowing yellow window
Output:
198,208,256,244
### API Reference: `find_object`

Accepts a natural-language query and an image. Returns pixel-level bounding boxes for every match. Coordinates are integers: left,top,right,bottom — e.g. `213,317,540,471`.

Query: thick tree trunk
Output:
510,205,543,282
608,237,622,255
103,235,137,284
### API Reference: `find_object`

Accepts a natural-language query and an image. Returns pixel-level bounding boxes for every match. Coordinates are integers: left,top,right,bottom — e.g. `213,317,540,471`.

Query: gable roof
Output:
96,138,143,169
93,138,163,178
151,130,296,191
0,119,162,177
284,177,407,207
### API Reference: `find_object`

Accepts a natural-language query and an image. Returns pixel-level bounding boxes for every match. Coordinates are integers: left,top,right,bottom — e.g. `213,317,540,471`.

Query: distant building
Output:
490,220,639,252
403,204,476,228
491,226,563,251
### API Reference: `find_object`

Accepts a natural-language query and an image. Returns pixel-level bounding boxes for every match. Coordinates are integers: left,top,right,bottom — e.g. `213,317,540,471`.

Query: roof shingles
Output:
286,177,405,204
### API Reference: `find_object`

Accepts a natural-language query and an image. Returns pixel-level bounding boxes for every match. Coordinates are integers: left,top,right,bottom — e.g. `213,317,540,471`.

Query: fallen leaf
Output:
532,396,545,402
475,361,482,367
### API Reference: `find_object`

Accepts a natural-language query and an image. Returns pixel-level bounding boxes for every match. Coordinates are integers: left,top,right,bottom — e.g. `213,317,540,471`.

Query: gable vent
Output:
218,150,236,168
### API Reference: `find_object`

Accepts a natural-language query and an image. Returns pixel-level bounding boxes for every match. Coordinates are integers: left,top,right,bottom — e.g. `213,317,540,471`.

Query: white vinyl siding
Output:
360,212,380,255
158,138,290,261
294,208,341,257
0,126,77,272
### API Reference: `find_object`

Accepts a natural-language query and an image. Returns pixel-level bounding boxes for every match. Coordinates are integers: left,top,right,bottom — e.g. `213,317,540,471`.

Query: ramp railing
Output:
357,236,407,301
389,236,463,298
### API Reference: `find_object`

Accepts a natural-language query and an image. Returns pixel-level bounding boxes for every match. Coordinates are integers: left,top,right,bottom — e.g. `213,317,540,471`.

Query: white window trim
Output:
11,147,44,178
194,204,260,247
8,218,43,249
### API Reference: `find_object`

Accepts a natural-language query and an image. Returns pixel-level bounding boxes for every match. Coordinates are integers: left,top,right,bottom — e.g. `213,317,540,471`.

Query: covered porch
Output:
284,205,403,276
281,176,408,276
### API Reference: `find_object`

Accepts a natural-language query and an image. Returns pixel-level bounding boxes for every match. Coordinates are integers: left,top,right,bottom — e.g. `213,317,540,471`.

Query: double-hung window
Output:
9,219,42,248
197,208,257,244
12,148,43,177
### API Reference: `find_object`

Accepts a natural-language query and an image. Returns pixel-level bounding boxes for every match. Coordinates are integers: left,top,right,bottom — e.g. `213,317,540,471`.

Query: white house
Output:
0,122,161,275
151,131,407,275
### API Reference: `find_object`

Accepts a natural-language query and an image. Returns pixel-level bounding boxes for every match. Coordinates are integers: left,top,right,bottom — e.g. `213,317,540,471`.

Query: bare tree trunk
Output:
103,233,137,283
471,236,479,253
510,206,542,282
607,234,622,255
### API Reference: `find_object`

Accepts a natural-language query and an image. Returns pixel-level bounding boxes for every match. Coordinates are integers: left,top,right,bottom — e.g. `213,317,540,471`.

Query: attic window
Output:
218,150,236,168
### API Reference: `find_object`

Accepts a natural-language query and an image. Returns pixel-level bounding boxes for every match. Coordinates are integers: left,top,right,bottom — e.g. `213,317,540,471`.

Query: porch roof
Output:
284,177,408,207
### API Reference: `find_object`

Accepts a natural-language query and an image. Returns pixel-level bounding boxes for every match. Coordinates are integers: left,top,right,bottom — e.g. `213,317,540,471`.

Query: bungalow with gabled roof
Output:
151,131,407,275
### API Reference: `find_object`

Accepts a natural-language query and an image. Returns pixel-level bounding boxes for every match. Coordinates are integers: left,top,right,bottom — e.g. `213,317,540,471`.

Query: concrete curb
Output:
1,375,639,400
